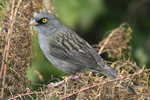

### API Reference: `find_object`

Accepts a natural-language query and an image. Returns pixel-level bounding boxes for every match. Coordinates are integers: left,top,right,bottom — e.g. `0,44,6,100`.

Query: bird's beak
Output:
28,19,39,26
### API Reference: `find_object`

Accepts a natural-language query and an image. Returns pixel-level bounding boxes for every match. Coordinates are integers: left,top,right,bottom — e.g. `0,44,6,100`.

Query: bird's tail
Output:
101,65,137,94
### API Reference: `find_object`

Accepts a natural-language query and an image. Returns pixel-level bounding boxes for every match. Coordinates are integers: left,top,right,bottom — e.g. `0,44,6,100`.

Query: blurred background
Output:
26,0,150,90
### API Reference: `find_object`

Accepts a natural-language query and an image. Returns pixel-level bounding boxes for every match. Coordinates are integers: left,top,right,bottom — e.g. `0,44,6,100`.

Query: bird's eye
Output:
42,19,47,23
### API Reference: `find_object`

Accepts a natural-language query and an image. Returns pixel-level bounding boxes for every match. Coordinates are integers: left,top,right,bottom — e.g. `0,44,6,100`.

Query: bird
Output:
29,13,137,94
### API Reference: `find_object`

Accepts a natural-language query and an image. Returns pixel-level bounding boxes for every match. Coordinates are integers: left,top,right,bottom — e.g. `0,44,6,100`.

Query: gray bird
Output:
29,13,137,94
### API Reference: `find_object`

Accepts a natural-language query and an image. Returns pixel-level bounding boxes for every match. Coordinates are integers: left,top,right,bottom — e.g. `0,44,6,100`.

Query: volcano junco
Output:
29,13,137,94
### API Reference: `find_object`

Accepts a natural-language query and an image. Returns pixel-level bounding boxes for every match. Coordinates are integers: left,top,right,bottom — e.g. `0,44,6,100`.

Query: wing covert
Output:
49,28,101,69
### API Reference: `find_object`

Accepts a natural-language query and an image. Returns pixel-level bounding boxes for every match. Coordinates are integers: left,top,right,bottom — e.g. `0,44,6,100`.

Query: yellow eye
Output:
42,19,47,23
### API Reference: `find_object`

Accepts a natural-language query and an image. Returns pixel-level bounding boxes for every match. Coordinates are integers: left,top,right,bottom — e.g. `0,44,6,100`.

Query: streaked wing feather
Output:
49,28,99,69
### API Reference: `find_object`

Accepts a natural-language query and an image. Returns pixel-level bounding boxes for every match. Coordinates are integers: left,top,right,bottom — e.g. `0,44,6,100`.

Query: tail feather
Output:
101,65,137,94
119,81,136,94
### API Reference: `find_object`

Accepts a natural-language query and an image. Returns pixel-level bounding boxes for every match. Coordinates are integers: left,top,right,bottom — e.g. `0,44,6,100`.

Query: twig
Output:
9,91,50,100
0,0,15,98
0,0,22,98
98,29,117,55
98,22,131,55
0,0,14,78
60,68,150,100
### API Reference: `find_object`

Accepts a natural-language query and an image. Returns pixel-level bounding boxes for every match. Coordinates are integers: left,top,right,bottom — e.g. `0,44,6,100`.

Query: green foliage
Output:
54,0,105,30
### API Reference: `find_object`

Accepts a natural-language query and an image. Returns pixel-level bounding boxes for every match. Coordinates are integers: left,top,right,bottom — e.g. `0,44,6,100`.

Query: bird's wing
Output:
49,28,104,69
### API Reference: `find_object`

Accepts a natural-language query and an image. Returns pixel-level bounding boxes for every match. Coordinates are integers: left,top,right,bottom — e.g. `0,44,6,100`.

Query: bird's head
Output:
29,13,63,35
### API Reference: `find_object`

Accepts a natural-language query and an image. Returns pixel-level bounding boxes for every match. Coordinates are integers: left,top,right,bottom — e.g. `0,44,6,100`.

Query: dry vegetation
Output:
0,0,149,100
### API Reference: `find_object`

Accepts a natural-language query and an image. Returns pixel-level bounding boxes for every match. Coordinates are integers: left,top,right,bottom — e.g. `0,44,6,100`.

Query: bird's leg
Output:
71,73,86,85
47,80,64,87
70,73,82,80
47,73,85,87
68,73,86,85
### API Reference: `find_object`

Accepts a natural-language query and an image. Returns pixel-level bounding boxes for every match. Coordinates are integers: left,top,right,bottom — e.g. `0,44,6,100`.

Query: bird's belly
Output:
46,54,80,75
42,49,80,75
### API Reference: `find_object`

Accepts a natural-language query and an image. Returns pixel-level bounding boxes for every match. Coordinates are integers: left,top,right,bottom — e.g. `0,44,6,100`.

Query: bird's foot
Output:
47,80,64,87
47,73,85,87
67,73,86,85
